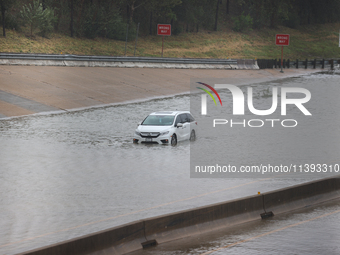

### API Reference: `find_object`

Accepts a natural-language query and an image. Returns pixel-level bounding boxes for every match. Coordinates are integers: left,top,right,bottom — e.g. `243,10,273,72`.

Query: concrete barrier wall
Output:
144,195,264,244
236,59,259,70
19,176,340,255
263,177,340,215
20,221,147,255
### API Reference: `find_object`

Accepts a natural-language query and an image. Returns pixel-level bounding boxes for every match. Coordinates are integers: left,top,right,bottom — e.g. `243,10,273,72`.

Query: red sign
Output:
157,24,171,36
276,34,290,46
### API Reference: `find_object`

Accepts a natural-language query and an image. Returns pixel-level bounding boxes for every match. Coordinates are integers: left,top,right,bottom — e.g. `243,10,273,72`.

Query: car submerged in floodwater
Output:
133,111,197,145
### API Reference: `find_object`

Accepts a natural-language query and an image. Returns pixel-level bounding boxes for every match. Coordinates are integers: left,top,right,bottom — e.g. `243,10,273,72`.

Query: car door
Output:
174,114,186,141
186,113,195,136
180,113,191,140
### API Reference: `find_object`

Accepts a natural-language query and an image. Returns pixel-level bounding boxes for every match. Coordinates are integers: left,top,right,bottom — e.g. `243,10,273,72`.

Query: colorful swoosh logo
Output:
196,82,223,106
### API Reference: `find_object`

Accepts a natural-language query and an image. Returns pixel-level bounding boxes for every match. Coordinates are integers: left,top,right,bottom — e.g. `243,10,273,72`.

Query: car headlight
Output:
135,131,141,136
160,131,169,136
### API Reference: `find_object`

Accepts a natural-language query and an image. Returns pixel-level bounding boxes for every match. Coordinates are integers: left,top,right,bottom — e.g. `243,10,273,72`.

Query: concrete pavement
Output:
0,66,319,118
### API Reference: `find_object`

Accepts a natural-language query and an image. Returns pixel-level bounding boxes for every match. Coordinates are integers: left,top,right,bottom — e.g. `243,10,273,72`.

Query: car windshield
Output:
142,115,175,126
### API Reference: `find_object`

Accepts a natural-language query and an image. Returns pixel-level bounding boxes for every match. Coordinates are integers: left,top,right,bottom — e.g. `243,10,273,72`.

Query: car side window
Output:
175,115,182,126
180,114,189,123
186,113,195,122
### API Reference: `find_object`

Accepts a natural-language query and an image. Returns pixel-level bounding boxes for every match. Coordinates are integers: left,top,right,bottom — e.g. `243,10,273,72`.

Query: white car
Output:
133,111,197,145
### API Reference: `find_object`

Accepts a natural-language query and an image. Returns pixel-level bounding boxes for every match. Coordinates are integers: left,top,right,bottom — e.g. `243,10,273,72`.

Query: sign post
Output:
157,24,171,57
275,34,290,73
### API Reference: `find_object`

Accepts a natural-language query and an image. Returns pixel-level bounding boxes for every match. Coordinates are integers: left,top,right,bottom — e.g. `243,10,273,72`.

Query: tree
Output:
126,0,145,24
70,0,74,37
173,0,214,33
145,0,181,33
214,0,221,31
246,0,290,28
0,0,6,37
125,0,181,26
0,0,16,37
39,3,56,37
20,0,55,37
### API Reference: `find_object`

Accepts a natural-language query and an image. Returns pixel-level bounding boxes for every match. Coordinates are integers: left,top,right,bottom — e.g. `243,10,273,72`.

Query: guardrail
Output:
2,53,336,70
0,53,237,65
257,58,340,69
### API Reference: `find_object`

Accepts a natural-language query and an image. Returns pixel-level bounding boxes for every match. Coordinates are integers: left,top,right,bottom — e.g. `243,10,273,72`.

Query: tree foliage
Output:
1,0,340,39
0,0,17,36
20,0,56,37
232,12,253,32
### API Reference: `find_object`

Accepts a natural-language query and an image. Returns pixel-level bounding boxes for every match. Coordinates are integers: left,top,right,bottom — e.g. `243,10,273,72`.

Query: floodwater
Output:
0,72,339,254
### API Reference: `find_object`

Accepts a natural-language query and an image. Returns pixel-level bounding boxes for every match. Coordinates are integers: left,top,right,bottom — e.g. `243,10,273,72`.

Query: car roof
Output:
149,111,190,116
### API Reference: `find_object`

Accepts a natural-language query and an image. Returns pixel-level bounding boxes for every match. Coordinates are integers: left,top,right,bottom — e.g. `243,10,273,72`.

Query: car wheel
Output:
190,130,196,141
171,134,177,146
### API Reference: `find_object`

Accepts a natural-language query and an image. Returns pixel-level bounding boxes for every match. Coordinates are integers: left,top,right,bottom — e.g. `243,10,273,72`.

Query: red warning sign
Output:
157,24,171,36
276,34,290,46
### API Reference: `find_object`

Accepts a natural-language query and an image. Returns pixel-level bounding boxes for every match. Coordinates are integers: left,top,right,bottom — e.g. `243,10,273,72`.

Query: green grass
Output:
1,23,340,59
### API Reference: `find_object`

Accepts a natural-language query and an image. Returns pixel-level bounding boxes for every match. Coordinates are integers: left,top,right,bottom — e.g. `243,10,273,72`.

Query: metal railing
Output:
0,53,237,65
257,58,340,69
2,53,337,69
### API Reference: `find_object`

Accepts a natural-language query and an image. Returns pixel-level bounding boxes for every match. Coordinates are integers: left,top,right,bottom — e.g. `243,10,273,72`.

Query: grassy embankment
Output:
1,23,340,59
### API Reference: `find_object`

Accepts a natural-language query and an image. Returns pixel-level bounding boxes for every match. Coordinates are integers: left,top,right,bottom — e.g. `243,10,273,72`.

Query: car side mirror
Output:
177,123,183,128
137,122,141,127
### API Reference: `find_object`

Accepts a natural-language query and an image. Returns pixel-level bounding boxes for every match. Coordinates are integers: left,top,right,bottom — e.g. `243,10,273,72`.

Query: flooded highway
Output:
0,71,339,254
